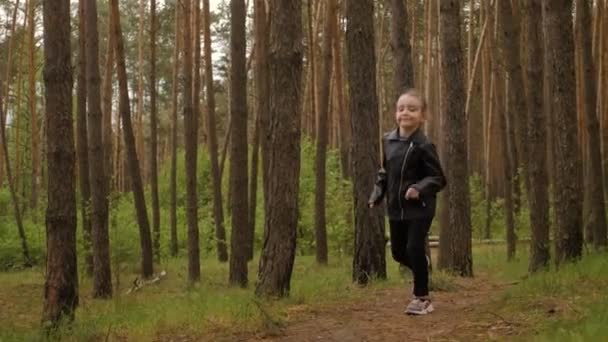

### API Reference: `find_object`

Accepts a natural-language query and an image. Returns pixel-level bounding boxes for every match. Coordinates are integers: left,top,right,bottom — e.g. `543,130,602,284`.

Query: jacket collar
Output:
386,127,425,144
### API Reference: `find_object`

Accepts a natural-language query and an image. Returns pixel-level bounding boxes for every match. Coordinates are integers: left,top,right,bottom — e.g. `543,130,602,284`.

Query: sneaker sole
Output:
405,304,434,315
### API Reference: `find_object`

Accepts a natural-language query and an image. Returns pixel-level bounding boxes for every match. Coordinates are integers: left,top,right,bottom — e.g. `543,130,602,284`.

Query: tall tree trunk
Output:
111,0,155,278
524,0,550,273
0,0,21,186
346,0,387,285
150,0,161,262
465,15,489,117
255,0,303,297
542,0,583,264
229,0,249,287
333,10,350,180
86,0,112,298
136,0,146,181
506,78,521,214
181,0,200,282
220,118,231,183
497,0,529,195
28,0,39,210
0,91,31,267
14,26,25,209
465,14,488,179
41,0,79,325
484,62,494,241
601,2,608,197
603,2,608,200
375,5,388,133
203,0,229,262
248,109,260,262
481,1,491,185
102,1,114,192
314,0,336,265
577,0,607,248
114,108,122,191
379,5,393,133
426,0,440,142
437,0,473,277
467,0,474,87
77,0,93,276
192,0,203,270
193,0,201,154
305,0,319,139
250,0,269,261
482,0,495,241
409,1,419,87
496,74,517,260
170,1,181,257
390,0,414,99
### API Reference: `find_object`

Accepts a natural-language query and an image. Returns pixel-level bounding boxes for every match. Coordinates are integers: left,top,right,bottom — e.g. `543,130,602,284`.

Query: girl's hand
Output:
405,187,419,200
368,202,375,208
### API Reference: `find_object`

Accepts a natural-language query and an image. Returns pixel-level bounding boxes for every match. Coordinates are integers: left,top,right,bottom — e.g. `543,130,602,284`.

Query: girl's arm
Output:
411,143,446,196
368,150,387,206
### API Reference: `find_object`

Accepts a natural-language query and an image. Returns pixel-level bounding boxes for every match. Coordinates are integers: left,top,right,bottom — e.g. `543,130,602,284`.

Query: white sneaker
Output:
405,297,434,315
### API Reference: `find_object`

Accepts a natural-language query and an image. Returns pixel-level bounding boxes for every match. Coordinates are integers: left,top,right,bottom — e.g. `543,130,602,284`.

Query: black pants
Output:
389,218,432,297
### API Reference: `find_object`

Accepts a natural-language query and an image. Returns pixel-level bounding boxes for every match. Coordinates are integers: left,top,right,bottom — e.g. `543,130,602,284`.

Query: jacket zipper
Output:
398,141,414,220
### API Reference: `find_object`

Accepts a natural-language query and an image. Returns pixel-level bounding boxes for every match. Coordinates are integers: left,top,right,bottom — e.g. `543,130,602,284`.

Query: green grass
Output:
2,244,607,341
475,248,608,342
0,254,407,341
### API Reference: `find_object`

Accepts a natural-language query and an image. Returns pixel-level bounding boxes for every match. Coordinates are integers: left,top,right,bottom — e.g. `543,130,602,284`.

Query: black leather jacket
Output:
368,128,446,221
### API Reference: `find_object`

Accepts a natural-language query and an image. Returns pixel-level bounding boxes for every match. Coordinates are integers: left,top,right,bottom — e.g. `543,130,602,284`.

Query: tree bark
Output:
314,0,336,265
523,0,550,273
111,0,155,278
346,0,387,285
136,0,146,181
28,0,40,210
86,0,112,298
305,0,317,139
203,0,229,262
228,0,249,287
102,1,114,192
181,0,200,282
255,0,303,297
250,0,269,261
0,89,31,268
0,0,21,186
497,0,529,194
542,0,583,264
333,10,350,180
13,19,25,210
497,74,517,260
150,0,161,262
437,0,473,277
77,0,93,276
390,0,414,100
577,0,608,248
170,1,181,257
41,0,79,325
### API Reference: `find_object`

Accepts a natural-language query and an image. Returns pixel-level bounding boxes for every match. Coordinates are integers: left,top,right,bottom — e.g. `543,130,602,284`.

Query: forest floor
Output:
212,273,526,342
3,246,603,342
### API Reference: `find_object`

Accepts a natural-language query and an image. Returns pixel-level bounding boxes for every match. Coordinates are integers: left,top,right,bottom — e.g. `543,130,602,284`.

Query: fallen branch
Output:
126,270,167,294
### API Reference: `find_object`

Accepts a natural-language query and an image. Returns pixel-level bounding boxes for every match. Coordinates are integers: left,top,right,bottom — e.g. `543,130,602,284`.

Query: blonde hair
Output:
397,88,427,112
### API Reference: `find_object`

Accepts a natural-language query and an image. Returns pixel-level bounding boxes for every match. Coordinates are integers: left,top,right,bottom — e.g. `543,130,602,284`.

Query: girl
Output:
369,88,446,315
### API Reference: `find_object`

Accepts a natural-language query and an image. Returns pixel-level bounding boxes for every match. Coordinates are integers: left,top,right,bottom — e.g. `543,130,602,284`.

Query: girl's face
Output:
395,94,425,132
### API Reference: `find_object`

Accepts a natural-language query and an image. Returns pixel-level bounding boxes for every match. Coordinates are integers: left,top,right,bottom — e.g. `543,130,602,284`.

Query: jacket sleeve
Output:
368,148,387,205
411,143,446,196
368,168,387,205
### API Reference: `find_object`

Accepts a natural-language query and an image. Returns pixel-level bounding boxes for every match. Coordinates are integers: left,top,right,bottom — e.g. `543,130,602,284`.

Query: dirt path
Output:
231,274,523,342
